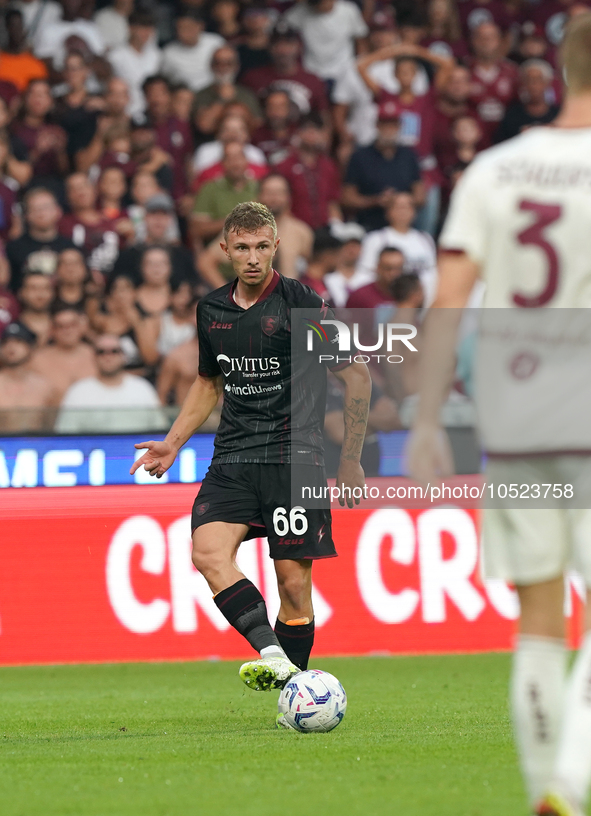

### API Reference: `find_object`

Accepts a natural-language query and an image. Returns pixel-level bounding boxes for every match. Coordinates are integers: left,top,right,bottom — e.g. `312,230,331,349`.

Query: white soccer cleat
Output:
239,656,300,691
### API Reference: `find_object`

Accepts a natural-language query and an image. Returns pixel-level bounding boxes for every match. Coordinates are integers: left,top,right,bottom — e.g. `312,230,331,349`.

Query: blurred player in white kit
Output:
408,14,591,816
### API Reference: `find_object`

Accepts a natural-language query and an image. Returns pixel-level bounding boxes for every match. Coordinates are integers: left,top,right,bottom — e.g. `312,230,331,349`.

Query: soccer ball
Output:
277,669,347,733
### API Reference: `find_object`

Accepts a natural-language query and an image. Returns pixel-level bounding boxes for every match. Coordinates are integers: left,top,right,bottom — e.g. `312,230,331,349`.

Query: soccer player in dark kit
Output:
131,202,371,697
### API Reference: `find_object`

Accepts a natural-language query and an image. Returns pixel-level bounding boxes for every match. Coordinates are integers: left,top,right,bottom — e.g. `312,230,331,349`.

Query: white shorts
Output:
482,456,591,587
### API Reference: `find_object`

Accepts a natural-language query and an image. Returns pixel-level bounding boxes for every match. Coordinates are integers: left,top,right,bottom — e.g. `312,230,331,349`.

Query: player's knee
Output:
191,543,219,576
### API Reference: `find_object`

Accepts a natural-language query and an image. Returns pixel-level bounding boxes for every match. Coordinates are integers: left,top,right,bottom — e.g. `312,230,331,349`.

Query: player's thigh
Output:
191,520,250,569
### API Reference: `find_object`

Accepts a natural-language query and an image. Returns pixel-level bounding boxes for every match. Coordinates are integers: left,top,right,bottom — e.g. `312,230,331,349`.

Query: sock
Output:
552,632,591,808
274,618,315,670
510,635,567,805
214,579,284,657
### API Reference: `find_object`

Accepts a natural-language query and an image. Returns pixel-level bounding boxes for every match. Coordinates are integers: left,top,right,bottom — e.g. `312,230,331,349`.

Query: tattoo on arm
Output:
341,396,369,461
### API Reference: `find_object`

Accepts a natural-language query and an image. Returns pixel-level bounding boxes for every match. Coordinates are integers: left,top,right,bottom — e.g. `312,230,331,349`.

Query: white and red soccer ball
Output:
277,669,347,733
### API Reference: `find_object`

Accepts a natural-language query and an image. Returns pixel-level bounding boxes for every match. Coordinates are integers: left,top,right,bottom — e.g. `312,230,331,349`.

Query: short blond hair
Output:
561,12,591,93
223,201,277,242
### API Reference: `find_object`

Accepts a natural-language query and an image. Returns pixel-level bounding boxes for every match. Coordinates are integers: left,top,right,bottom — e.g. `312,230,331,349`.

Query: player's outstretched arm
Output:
130,374,223,478
332,361,372,507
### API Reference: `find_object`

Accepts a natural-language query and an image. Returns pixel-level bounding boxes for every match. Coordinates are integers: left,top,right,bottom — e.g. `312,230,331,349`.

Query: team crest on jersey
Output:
196,502,210,516
261,316,280,336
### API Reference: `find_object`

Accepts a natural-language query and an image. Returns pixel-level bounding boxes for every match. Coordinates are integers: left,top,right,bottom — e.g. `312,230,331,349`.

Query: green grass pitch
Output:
0,654,538,816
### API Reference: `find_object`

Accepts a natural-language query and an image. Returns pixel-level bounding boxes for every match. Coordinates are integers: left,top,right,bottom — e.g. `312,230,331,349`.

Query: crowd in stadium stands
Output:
0,0,574,437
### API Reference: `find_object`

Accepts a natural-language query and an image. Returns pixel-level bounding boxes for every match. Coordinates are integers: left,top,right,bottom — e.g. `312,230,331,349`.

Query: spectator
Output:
54,52,101,164
59,172,130,277
53,247,95,312
466,21,519,145
0,322,55,433
512,22,553,66
112,192,196,287
109,10,162,119
193,46,262,138
129,121,174,193
161,8,225,93
34,0,107,80
433,65,478,183
323,221,369,307
29,305,97,400
11,79,68,186
0,249,18,333
198,172,313,286
284,0,368,85
0,135,20,241
457,0,513,41
15,271,54,345
357,42,455,235
275,113,342,230
142,75,193,202
7,188,74,292
192,112,266,178
494,59,559,142
0,9,48,92
446,115,482,182
135,246,172,317
94,0,133,52
88,274,144,368
75,77,131,173
346,246,405,308
342,101,424,232
157,335,200,406
208,0,241,40
236,6,273,76
355,192,438,304
299,229,342,299
332,10,398,153
132,279,196,367
251,90,299,164
192,142,259,243
127,172,179,244
55,332,167,434
171,84,195,123
98,165,128,221
0,95,33,188
421,0,469,61
11,0,63,54
241,27,329,121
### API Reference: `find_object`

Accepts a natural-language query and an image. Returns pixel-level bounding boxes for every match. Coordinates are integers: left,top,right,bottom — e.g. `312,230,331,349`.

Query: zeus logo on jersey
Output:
216,354,280,377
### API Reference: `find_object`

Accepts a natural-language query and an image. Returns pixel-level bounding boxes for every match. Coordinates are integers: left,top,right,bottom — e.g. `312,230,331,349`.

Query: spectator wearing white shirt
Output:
11,0,63,53
161,8,225,93
284,0,368,84
355,192,438,304
109,10,162,119
56,333,167,434
34,0,106,76
323,221,371,307
94,0,133,52
192,113,266,176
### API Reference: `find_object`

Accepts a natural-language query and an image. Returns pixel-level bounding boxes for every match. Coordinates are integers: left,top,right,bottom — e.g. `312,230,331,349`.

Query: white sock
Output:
511,635,567,805
260,644,286,659
552,632,591,808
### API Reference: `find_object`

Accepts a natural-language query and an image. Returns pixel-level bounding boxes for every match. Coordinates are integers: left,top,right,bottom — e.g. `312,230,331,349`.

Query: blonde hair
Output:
223,201,277,242
560,12,591,93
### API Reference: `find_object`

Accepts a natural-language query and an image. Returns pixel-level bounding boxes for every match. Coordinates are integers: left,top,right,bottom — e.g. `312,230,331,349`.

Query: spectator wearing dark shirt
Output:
299,229,342,299
251,89,299,165
342,101,424,232
345,246,405,308
275,114,342,230
54,52,101,164
241,27,329,122
494,59,559,143
236,6,273,77
7,188,74,292
142,75,194,201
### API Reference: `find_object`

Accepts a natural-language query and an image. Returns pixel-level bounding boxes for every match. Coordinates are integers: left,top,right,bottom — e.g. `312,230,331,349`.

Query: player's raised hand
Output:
130,440,177,479
405,423,454,488
336,459,366,508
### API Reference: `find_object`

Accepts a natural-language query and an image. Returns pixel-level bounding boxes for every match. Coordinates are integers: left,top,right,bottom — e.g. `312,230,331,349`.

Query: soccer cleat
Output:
535,790,585,816
276,713,298,731
239,656,299,691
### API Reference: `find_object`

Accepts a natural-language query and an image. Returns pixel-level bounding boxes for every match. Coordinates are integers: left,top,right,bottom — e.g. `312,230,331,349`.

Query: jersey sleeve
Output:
197,301,221,378
438,160,488,264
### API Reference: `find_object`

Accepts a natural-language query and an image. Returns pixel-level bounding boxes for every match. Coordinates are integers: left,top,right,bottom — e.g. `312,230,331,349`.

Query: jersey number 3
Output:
514,200,562,308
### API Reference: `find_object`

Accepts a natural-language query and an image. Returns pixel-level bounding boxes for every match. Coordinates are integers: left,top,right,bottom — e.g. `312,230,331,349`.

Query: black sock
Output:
274,618,315,670
214,578,282,655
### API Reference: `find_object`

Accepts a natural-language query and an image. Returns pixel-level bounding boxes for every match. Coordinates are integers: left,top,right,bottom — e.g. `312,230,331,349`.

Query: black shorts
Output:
191,463,337,561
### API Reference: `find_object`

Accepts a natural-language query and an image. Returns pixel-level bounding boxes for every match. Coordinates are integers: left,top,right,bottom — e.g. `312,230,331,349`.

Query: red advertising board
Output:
0,484,584,666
